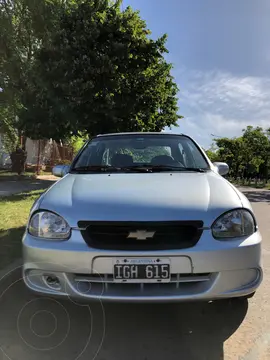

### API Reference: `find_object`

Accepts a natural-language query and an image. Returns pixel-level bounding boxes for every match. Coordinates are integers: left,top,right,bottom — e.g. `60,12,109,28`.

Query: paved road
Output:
0,178,56,197
0,189,269,360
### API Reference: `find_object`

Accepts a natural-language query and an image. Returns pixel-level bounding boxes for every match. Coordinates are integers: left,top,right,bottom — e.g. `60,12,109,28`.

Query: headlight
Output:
212,209,256,239
28,211,71,239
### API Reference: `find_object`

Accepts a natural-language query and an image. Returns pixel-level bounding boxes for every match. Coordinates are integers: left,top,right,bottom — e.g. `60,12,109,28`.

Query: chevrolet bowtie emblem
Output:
127,230,155,240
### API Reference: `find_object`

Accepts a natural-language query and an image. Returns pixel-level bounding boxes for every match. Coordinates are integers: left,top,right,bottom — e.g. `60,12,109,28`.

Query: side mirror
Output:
213,162,229,176
52,164,70,177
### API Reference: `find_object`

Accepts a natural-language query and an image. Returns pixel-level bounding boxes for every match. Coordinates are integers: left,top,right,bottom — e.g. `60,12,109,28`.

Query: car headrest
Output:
111,154,134,167
151,155,178,166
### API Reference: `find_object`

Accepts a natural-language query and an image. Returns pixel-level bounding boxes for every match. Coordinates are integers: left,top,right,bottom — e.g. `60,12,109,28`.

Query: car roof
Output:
96,132,187,137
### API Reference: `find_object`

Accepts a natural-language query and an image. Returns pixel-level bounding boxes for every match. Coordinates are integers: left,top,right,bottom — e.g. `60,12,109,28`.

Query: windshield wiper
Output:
72,165,121,173
72,165,207,173
71,165,150,173
178,167,207,173
144,165,183,172
128,165,207,173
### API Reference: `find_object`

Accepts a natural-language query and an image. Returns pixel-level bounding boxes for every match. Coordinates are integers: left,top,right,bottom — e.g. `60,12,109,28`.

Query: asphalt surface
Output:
0,178,56,197
0,188,269,360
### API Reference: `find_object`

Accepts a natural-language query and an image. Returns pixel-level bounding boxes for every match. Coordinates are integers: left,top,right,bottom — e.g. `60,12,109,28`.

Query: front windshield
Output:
71,134,210,172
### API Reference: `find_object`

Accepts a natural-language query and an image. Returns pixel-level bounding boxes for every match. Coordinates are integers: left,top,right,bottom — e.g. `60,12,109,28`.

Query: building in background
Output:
0,134,73,170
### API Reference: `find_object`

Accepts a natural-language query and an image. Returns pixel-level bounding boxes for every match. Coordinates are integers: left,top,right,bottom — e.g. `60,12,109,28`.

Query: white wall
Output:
0,133,11,167
0,135,38,167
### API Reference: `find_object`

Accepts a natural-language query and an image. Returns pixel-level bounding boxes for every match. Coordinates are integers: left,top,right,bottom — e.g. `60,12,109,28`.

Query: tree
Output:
0,0,73,151
208,126,270,180
241,126,270,179
67,132,88,154
204,143,219,162
214,137,245,177
19,0,182,140
0,105,19,154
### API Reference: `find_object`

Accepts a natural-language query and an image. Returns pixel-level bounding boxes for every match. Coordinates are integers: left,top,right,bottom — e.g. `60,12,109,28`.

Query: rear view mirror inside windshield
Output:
130,138,147,149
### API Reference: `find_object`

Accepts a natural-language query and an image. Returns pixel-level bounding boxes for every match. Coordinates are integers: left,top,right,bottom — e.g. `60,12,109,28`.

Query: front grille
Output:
78,221,203,250
74,273,211,284
70,272,215,297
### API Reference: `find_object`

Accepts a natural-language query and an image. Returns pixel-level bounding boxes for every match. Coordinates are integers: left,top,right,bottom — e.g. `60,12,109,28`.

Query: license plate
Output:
113,258,171,283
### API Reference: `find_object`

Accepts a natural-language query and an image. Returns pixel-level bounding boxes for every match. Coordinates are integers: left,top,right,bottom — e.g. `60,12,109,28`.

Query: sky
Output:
123,0,270,148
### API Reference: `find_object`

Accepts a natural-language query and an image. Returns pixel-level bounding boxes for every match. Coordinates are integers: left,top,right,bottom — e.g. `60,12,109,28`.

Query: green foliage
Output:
114,146,170,163
241,126,269,173
0,105,19,154
204,143,219,162
215,137,245,176
205,150,218,162
67,133,88,154
0,0,70,146
208,126,270,180
19,0,182,139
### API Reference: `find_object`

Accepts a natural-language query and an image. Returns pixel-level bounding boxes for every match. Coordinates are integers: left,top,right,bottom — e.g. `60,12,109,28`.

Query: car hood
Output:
40,172,243,227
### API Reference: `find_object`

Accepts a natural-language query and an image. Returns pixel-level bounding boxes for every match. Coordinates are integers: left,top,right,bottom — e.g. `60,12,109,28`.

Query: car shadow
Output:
98,300,248,360
0,271,248,360
241,190,270,203
0,226,25,270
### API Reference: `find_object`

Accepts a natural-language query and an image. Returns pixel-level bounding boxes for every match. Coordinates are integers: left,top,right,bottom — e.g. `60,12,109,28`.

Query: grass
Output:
236,183,270,190
0,170,36,181
0,190,44,270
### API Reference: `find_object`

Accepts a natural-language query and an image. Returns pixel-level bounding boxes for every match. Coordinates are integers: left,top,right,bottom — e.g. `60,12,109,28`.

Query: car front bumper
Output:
22,229,263,302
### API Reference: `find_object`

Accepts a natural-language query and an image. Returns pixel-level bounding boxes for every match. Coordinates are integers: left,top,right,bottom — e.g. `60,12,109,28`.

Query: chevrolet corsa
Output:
23,133,263,302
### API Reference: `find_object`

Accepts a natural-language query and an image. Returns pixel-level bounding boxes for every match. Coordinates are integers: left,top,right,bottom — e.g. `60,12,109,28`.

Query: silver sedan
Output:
22,132,263,302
